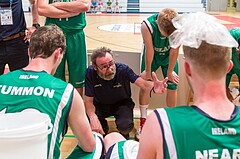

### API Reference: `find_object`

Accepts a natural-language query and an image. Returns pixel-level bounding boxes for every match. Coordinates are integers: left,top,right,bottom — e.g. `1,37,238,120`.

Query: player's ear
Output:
55,48,62,56
184,61,191,76
227,60,233,73
53,48,63,62
93,64,97,71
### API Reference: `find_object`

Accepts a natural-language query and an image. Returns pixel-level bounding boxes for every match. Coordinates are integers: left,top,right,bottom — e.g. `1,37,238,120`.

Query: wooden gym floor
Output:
24,11,240,158
30,11,240,54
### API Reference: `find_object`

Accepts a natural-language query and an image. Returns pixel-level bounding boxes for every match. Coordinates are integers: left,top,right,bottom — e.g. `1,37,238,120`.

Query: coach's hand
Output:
89,114,105,135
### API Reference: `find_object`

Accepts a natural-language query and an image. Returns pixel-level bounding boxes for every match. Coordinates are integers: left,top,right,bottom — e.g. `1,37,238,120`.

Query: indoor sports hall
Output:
4,0,240,158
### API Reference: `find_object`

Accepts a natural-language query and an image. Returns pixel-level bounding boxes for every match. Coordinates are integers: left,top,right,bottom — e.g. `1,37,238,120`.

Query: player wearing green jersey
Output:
226,28,240,102
138,12,239,159
137,8,179,140
38,0,90,96
104,12,239,159
0,25,103,159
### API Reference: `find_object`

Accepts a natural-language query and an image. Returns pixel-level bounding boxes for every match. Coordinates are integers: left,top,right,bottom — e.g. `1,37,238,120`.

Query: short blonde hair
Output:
183,41,231,80
157,8,178,37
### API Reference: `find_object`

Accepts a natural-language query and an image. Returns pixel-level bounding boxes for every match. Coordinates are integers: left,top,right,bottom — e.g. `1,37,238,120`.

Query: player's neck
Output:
193,82,235,120
23,58,53,74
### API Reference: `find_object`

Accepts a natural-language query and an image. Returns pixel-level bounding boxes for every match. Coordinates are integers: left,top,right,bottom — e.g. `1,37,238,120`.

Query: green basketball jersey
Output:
0,70,74,159
143,14,171,65
45,0,86,34
230,28,240,71
155,106,240,159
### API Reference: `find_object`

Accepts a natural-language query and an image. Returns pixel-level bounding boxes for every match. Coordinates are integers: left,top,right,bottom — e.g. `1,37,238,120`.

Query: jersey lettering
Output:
0,85,55,98
212,128,237,135
196,149,240,159
0,108,6,114
19,75,39,79
154,46,170,53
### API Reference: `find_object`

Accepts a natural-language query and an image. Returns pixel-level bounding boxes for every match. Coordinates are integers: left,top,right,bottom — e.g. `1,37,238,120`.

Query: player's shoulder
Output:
156,106,193,115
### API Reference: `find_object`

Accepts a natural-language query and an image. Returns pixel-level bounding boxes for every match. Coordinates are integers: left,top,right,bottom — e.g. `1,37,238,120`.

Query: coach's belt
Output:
1,32,25,41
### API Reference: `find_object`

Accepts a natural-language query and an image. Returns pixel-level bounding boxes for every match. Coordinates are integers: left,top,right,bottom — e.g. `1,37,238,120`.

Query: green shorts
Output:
54,30,87,88
66,133,104,159
141,52,178,90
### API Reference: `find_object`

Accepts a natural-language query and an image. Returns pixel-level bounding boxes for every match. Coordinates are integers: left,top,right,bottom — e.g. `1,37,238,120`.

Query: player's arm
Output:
29,0,39,25
167,47,180,84
51,0,90,13
38,0,80,18
24,0,40,42
68,89,95,152
137,112,164,159
85,96,105,135
141,22,155,80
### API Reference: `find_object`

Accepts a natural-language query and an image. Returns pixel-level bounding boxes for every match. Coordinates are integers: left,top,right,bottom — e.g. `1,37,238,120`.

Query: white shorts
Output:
106,140,139,159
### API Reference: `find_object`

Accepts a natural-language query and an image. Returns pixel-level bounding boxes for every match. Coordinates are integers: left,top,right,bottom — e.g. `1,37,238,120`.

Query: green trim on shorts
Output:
117,141,126,159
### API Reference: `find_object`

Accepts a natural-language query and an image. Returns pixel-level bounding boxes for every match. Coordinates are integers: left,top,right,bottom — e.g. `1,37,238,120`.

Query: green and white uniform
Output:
141,14,178,90
0,70,103,159
106,140,139,159
45,2,87,88
226,27,240,91
155,106,240,159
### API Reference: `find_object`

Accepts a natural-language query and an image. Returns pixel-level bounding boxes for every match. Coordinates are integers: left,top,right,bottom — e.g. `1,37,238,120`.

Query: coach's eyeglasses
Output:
97,60,115,71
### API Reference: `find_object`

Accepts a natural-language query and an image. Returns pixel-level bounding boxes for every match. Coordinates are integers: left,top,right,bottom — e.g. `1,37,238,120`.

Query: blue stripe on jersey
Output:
155,108,177,159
